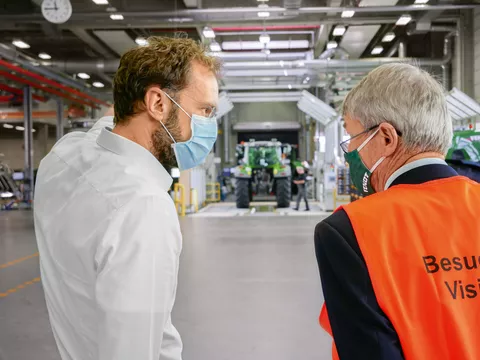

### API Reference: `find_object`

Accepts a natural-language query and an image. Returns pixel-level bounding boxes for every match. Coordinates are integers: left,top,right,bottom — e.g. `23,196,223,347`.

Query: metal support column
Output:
305,116,311,162
56,98,64,140
223,113,230,165
398,41,406,58
91,106,97,120
23,85,34,202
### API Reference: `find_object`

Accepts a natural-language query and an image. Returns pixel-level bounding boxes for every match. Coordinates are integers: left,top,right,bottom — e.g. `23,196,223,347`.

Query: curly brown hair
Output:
113,36,221,124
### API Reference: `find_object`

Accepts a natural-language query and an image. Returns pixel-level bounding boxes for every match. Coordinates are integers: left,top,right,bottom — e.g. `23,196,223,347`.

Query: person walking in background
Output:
314,63,480,360
34,37,220,360
293,166,310,211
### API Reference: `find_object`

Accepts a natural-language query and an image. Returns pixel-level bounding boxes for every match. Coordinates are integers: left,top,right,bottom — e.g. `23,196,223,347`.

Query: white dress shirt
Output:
34,116,183,360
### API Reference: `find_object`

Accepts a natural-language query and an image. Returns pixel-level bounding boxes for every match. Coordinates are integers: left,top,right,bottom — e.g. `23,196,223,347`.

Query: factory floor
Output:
0,209,332,360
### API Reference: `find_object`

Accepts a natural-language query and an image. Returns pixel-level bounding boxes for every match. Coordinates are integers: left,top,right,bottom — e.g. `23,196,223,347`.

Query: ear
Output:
378,122,399,157
144,86,171,123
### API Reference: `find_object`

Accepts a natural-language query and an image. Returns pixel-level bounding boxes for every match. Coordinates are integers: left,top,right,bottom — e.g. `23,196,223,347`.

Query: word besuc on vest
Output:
423,255,480,300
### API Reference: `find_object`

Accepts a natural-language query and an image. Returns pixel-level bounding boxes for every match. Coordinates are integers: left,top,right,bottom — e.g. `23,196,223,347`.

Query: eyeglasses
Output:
340,125,378,154
162,89,217,119
340,124,403,153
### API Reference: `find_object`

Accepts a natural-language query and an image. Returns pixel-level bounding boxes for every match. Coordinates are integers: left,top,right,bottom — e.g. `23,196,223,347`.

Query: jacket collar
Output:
389,161,458,189
96,127,173,191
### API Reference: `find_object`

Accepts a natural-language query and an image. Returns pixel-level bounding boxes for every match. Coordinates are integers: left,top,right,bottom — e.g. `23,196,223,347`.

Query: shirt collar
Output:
384,158,448,190
96,127,173,191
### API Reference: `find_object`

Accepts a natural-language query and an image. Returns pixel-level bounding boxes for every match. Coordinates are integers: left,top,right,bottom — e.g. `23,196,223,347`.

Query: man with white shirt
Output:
34,37,220,360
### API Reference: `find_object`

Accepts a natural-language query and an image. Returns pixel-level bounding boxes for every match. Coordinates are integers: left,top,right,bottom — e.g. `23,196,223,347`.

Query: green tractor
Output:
445,130,480,182
234,140,297,209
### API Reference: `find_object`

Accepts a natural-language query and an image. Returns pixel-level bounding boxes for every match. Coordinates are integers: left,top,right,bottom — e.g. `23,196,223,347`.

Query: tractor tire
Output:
235,178,250,208
276,177,291,208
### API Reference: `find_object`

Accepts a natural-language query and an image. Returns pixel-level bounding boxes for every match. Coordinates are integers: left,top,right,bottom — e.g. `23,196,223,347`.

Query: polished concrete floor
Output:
0,210,332,360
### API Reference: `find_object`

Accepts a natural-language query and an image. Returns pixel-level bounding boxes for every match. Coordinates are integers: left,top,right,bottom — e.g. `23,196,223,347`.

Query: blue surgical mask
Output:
161,91,218,171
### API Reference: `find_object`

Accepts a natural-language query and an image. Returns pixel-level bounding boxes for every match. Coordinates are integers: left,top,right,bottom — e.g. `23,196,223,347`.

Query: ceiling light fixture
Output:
135,37,148,46
12,40,30,49
259,32,270,44
257,4,270,17
77,73,90,79
203,26,215,38
15,126,25,131
288,84,292,89
262,48,271,55
284,70,288,76
221,40,309,51
93,82,105,88
327,41,338,50
32,129,36,133
341,10,355,18
333,26,346,36
41,61,51,66
38,52,51,60
371,46,384,55
92,0,109,4
3,124,13,129
396,14,412,26
382,32,396,42
414,0,429,3
110,14,124,20
210,41,222,52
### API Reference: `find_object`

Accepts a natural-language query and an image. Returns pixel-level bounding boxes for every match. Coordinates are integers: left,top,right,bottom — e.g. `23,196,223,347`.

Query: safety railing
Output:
205,182,221,204
173,183,186,217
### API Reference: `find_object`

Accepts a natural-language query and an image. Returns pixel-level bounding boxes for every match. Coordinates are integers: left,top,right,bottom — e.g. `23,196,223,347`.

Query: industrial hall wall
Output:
0,127,56,170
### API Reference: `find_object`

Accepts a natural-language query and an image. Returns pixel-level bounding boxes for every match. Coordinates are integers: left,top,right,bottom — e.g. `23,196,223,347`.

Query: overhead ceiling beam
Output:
3,16,449,30
70,27,115,59
1,4,476,22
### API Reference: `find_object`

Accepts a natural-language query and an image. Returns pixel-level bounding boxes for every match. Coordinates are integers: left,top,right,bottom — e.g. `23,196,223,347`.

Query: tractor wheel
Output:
276,177,291,208
235,178,250,208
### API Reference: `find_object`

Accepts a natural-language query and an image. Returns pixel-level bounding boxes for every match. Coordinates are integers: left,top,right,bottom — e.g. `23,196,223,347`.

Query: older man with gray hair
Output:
314,63,480,360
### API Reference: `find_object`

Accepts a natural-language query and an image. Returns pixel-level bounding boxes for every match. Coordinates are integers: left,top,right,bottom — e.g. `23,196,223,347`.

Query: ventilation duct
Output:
318,47,350,60
297,90,337,125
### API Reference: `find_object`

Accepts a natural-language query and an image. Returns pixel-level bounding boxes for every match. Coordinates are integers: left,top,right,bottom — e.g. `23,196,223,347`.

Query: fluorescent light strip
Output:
12,40,30,49
203,27,215,38
259,33,270,44
221,40,309,51
16,126,25,131
135,37,148,46
327,41,338,50
110,14,124,20
333,26,346,36
341,10,355,18
3,124,13,129
38,52,51,59
77,73,90,79
92,0,109,3
382,33,396,42
371,46,383,55
396,15,412,26
93,82,105,88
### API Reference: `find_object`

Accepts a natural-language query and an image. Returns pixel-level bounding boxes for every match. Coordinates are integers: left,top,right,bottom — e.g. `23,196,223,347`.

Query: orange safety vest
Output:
319,176,480,360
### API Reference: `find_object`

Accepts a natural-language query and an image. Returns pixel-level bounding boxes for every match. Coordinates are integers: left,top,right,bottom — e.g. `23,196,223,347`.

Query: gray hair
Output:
343,63,453,154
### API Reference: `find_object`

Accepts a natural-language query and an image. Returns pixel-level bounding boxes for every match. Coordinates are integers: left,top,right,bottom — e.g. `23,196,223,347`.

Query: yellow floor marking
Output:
0,253,39,270
0,276,42,300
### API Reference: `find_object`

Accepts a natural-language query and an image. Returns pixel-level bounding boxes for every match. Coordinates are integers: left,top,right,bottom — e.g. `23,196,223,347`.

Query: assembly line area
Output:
1,0,480,359
0,211,331,360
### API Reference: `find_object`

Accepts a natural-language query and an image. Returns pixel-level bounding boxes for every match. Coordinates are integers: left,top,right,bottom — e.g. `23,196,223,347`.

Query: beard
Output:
151,105,182,169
